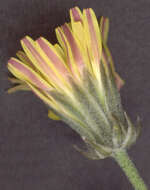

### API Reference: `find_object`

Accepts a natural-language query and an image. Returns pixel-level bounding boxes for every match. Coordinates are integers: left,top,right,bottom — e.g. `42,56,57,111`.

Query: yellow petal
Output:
82,8,102,80
7,84,30,94
48,110,60,120
100,16,109,44
21,36,58,86
8,58,51,90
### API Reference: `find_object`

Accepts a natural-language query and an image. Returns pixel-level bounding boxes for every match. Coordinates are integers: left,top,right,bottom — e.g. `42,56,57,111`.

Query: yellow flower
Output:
8,7,138,159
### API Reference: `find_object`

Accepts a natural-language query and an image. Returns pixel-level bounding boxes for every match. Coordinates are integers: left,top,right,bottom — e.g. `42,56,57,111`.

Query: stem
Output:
112,150,148,190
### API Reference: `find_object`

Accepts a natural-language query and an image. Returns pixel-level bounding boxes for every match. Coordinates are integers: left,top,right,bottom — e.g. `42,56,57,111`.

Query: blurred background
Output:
0,0,150,189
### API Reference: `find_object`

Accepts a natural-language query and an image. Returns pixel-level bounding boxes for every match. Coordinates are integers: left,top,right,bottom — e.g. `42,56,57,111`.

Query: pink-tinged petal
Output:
101,17,124,89
115,72,125,90
21,36,58,85
36,37,68,79
81,8,102,80
85,9,101,61
61,24,84,72
100,17,109,43
56,27,79,77
102,51,124,90
16,50,34,68
8,58,51,90
83,9,102,69
70,7,85,47
70,7,83,23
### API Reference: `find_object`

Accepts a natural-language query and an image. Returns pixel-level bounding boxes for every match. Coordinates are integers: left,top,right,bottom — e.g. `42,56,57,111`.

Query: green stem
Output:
112,150,148,190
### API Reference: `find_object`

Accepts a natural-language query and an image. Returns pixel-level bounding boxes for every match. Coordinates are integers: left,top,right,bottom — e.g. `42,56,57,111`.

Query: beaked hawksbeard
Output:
7,7,148,190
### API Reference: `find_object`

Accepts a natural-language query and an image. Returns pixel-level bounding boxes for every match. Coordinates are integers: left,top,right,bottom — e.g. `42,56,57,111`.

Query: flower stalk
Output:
112,150,148,190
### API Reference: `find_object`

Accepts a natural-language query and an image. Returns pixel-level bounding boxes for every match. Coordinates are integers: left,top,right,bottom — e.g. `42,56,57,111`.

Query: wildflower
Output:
7,7,147,190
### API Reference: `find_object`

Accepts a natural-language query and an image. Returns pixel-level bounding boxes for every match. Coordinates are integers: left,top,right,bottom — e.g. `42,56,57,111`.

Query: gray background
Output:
0,0,150,189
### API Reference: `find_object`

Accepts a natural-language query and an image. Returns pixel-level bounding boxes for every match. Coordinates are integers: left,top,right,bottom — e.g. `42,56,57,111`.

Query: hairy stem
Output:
112,150,147,190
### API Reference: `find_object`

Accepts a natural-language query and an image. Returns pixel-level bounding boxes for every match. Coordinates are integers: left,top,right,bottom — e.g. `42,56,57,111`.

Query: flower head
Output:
8,7,139,159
